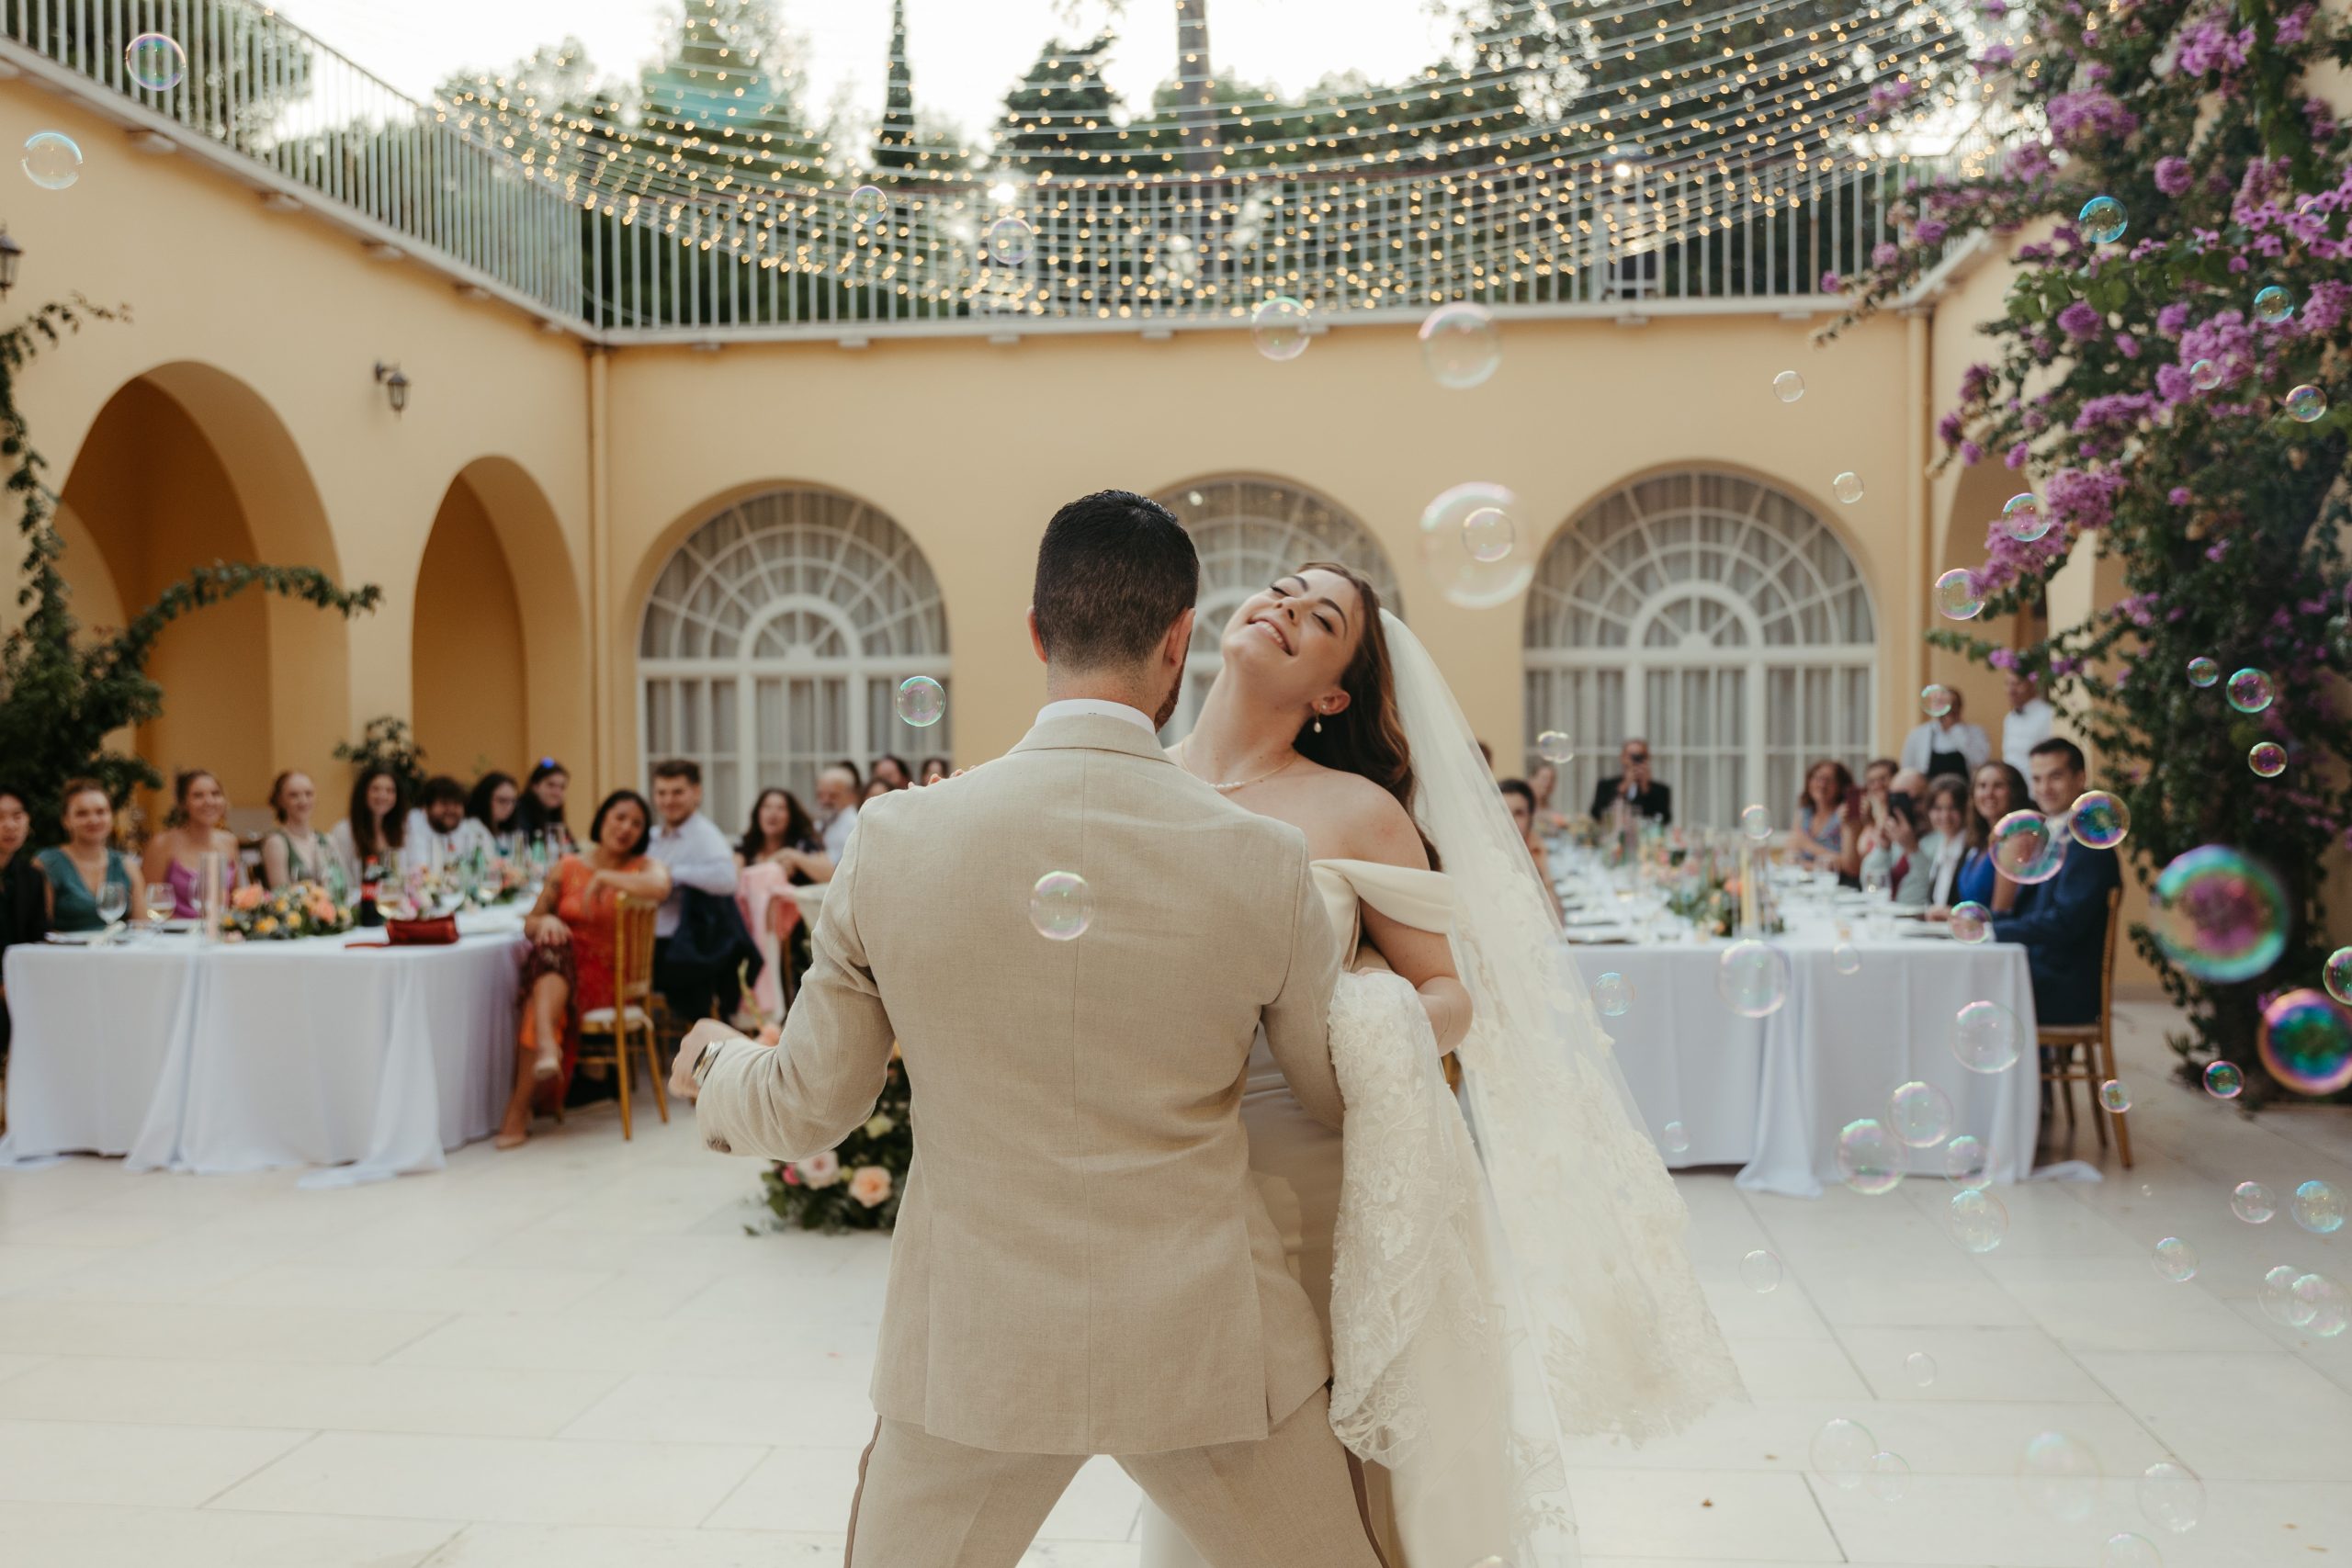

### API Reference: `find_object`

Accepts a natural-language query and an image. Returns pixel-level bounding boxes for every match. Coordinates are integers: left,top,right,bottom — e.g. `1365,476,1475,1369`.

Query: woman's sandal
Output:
493,1129,528,1151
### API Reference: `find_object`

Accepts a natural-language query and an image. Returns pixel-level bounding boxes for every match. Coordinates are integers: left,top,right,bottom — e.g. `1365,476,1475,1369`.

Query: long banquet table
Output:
0,915,526,1186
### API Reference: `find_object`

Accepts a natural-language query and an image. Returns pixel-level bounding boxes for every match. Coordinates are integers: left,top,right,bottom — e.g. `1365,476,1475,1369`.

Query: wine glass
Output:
144,884,174,938
95,880,129,942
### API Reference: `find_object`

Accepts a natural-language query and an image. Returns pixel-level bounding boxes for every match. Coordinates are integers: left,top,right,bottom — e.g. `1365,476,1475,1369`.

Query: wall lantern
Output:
0,226,23,298
373,360,410,416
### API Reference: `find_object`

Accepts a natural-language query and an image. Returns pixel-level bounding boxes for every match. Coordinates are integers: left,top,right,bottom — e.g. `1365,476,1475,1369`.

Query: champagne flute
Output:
144,883,174,938
95,880,129,942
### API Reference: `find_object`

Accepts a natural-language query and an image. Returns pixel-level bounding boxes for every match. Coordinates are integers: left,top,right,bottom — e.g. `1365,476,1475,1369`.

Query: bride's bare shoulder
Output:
1298,765,1427,869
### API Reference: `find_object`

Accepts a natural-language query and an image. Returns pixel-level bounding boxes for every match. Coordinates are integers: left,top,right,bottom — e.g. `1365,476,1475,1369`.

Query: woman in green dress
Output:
35,778,143,932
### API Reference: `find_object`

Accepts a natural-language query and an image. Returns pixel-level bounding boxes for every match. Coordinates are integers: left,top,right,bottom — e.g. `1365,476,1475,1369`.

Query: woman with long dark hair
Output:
467,771,523,854
515,758,574,851
737,787,826,880
329,764,408,886
1942,758,2031,915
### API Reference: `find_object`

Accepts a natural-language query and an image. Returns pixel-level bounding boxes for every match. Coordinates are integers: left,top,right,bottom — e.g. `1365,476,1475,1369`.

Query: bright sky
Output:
278,0,1453,138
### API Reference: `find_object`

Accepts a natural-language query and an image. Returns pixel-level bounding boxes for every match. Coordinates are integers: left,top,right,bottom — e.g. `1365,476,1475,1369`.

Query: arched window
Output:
1523,469,1875,828
639,489,948,825
1156,478,1402,739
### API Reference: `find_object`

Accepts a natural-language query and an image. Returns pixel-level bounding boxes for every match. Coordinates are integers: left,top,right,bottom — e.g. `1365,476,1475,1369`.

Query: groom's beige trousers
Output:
844,1388,1383,1568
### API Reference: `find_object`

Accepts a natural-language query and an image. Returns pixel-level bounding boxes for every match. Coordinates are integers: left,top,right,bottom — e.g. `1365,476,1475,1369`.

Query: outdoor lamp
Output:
0,226,23,298
373,360,410,416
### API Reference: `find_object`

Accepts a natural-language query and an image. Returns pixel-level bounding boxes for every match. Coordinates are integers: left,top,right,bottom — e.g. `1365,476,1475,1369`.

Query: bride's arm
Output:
1349,792,1473,1055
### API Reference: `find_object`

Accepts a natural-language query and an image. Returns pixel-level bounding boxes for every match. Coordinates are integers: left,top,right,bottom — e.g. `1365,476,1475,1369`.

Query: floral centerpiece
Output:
760,1049,911,1233
220,880,356,942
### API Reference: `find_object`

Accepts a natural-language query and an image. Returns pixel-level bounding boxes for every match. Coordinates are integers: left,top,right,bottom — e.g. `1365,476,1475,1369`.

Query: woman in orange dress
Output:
500,788,671,1148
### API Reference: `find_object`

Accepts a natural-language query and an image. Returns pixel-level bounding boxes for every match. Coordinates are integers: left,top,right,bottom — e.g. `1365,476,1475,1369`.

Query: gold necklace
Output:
1181,738,1301,793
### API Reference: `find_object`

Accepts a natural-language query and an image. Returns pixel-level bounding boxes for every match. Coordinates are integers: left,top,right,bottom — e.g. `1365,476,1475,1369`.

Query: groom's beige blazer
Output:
692,711,1345,1455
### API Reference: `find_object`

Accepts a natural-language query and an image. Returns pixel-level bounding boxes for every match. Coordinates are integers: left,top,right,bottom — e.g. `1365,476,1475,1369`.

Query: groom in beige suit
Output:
671,491,1380,1568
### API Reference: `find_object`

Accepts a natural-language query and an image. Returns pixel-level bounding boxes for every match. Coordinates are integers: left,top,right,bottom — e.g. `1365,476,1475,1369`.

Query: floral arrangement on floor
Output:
220,880,356,942
759,1051,911,1234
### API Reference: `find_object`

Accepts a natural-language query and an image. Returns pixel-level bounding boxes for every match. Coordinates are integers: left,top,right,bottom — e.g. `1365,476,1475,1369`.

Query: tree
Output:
872,0,920,174
995,34,1125,178
1823,0,2352,1098
0,299,380,838
634,0,831,197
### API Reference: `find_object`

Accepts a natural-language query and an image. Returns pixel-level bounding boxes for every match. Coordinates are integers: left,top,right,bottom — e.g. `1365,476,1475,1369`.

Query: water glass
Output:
144,884,174,936
95,880,129,940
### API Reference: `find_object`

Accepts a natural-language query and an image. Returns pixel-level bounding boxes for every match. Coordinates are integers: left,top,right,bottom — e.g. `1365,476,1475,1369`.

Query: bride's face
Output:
1220,569,1363,714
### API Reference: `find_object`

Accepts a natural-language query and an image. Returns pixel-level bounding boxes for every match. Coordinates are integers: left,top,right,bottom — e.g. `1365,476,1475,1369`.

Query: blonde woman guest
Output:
141,769,243,919
36,779,143,932
329,765,408,886
260,772,336,891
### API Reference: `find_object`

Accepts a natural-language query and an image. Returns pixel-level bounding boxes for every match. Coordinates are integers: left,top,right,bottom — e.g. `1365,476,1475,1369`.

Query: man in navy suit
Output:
1992,737,2121,1026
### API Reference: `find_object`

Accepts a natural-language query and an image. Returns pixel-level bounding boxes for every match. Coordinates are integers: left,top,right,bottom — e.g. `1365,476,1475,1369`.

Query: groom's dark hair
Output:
1032,490,1198,671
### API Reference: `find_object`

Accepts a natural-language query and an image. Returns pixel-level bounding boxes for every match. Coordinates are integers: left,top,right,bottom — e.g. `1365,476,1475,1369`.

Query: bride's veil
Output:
1379,607,1744,1444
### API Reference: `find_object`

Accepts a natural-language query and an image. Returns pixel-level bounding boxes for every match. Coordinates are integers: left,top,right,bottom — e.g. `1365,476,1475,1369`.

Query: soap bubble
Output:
2018,1430,2102,1522
894,675,945,728
2225,668,2274,713
1159,233,1200,284
1772,369,1805,402
1418,482,1532,610
1717,940,1792,1018
2150,846,2288,983
1935,568,1984,620
1888,1080,1952,1148
1661,1120,1690,1156
1810,1417,1877,1488
1837,1118,1906,1195
2294,1273,2347,1337
1921,683,1956,718
21,131,81,190
848,184,888,224
1950,901,1991,942
1833,471,1865,504
2253,284,2294,325
2078,195,2128,244
2203,1060,2244,1099
2187,657,2220,687
1418,301,1501,389
2151,1236,2199,1282
2189,357,2222,390
1595,971,1634,1017
1905,1350,1937,1386
1250,295,1310,360
2101,1534,2162,1568
2003,492,2052,542
2259,988,2352,1096
1740,803,1774,841
1990,810,2066,885
1953,998,2021,1073
1028,871,1092,941
2248,741,2287,778
1537,729,1575,764
1833,942,1862,976
986,215,1035,264
2261,1263,2312,1325
1948,1187,2009,1251
1865,1450,1910,1502
2292,1179,2345,1234
2069,790,2130,850
2099,1078,2132,1112
2232,1180,2276,1224
2137,1460,2204,1534
2285,384,2329,423
1943,1134,1992,1188
125,32,187,91
1740,1248,1783,1292
2326,946,2352,1004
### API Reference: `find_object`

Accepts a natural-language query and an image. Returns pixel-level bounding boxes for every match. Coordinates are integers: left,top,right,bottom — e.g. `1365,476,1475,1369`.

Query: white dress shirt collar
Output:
1035,697,1158,736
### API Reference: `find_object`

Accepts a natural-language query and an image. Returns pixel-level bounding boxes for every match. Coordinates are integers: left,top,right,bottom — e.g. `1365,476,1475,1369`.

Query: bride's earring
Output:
1313,713,1324,734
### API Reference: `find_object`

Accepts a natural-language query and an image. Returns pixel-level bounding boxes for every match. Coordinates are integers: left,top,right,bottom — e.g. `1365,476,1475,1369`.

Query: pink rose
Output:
848,1166,894,1209
795,1150,842,1189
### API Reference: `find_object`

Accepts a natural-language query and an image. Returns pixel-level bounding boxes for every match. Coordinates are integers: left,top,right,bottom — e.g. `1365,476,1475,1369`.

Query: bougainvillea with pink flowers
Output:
1824,0,2351,1098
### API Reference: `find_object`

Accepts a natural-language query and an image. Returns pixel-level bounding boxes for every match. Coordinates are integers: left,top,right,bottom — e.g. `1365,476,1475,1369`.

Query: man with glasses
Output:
1589,739,1673,826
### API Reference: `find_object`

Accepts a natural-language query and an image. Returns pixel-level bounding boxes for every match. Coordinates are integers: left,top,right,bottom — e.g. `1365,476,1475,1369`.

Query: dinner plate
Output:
42,930,107,944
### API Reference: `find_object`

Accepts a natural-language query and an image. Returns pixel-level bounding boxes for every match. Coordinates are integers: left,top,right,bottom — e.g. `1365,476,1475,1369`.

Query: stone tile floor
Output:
0,999,2345,1567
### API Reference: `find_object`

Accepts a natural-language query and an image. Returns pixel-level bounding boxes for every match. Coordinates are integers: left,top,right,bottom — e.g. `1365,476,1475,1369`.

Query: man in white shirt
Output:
812,764,861,867
405,775,491,867
650,760,747,1023
2002,671,2057,774
1898,689,1992,784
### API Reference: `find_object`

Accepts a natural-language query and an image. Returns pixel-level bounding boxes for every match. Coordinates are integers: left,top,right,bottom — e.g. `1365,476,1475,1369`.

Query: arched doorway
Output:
1154,477,1402,739
638,487,948,823
1524,468,1877,828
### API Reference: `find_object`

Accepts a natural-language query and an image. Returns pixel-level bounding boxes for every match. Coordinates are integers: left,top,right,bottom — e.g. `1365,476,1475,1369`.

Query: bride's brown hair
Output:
1290,561,1420,833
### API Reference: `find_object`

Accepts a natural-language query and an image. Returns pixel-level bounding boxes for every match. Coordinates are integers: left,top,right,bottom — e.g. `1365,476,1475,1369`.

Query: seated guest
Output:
1899,688,1991,784
1858,766,1928,861
862,776,894,804
141,769,244,918
36,778,143,932
1498,778,1565,921
736,787,828,1019
1993,739,2122,1025
1941,760,2031,916
505,789,672,1148
405,774,487,866
467,771,524,855
1527,761,1568,832
1859,786,1933,904
738,787,830,882
1477,739,1495,772
871,754,914,791
810,763,860,869
329,764,408,886
646,760,752,1025
515,758,575,851
916,756,952,786
0,783,49,1076
1860,757,1897,817
1920,776,1972,907
1788,760,1861,878
1589,738,1672,825
260,771,335,891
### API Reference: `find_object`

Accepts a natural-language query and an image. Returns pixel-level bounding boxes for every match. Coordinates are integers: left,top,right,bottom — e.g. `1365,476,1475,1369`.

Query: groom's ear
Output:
1026,607,1048,666
1162,608,1195,665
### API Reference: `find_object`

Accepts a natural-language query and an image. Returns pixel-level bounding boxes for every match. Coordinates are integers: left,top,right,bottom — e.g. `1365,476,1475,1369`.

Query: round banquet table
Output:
0,914,526,1187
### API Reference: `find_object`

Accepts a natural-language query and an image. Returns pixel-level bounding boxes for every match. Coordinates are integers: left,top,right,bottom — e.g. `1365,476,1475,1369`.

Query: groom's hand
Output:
671,1017,753,1103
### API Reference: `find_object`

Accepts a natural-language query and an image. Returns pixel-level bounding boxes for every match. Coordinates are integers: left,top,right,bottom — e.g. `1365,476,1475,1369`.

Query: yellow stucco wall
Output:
413,474,528,782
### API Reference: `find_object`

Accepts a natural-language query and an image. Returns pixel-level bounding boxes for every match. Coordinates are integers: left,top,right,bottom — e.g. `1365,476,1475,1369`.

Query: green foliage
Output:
333,716,428,802
757,1055,911,1233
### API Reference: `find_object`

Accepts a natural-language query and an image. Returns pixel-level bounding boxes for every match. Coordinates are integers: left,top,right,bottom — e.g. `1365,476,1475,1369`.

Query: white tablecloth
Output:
2,919,524,1185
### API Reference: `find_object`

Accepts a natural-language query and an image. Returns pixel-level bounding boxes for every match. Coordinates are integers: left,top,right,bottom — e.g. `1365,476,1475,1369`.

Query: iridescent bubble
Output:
1537,729,1575,764
2152,1236,2199,1282
2189,357,2222,391
1990,810,2066,885
1717,939,1792,1018
1418,300,1501,389
2099,1078,2132,1112
1595,971,1634,1017
1811,1417,1877,1488
2284,383,2328,423
1028,871,1093,941
2260,1263,2308,1325
1837,1117,1906,1195
1950,901,1992,943
1943,1134,1992,1188
2069,790,2131,850
1905,1350,1937,1386
986,214,1035,264
2137,1460,2204,1534
2232,1179,2277,1224
2003,492,2052,542
1948,1186,2009,1251
2018,1430,2102,1523
2226,668,2274,713
1833,471,1865,505
1250,294,1311,360
1740,1247,1783,1292
848,183,888,224
2292,1179,2346,1234
1935,568,1985,620
2186,657,2220,688
1661,1120,1690,1156
1740,803,1774,841
2101,1533,2163,1568
2149,846,2289,984
1920,682,1956,718
2294,1272,2348,1337
1865,1450,1910,1502
21,131,81,191
1889,1080,1953,1148
2203,1060,2245,1099
1833,942,1862,976
2248,741,2287,778
2078,195,2129,245
2259,988,2352,1096
894,675,945,728
2253,284,2294,325
1953,998,2021,1073
1418,481,1531,609
1773,369,1805,402
1159,232,1200,283
2325,946,2352,1005
125,31,187,92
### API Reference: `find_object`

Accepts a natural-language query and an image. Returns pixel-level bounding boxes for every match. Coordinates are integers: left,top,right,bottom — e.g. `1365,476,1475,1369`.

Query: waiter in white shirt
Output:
1898,688,1992,784
2001,671,2057,774
649,760,745,1023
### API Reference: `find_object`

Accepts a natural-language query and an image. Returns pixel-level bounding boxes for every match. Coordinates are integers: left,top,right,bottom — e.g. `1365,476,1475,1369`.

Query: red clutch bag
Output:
384,916,459,946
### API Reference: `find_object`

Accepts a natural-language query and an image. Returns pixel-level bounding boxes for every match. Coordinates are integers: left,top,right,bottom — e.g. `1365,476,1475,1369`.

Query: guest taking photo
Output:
1589,738,1672,825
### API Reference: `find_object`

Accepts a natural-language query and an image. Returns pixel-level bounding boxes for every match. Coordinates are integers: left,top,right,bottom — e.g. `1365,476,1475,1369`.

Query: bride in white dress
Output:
1152,564,1743,1568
